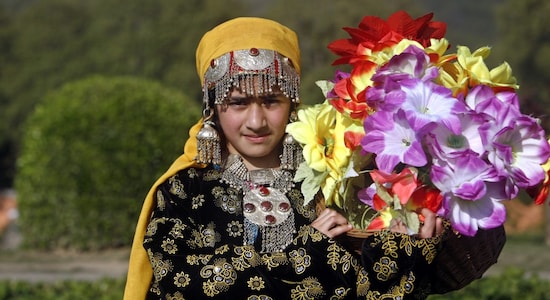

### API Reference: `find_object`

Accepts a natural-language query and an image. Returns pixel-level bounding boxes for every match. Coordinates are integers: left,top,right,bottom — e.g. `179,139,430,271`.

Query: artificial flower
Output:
290,10,550,236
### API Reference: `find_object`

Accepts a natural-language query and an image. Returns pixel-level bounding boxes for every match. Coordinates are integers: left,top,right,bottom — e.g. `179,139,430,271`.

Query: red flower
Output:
328,10,446,66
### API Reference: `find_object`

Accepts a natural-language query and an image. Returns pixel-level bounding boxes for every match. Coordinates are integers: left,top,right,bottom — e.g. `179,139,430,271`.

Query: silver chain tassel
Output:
196,120,222,165
280,133,303,170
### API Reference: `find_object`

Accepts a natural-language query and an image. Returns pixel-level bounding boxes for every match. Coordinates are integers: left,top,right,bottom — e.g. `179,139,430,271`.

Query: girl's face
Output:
216,86,291,170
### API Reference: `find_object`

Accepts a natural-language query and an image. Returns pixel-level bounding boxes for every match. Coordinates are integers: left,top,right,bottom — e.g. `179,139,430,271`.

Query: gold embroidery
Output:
247,295,273,300
290,277,325,300
215,244,230,255
161,238,178,254
247,276,266,291
382,238,398,258
169,219,186,239
332,286,350,299
173,271,191,288
399,235,414,257
166,291,185,300
200,258,237,296
261,252,289,270
188,222,220,248
232,246,261,271
186,254,212,265
356,268,370,297
214,187,242,214
156,190,166,210
148,250,174,282
169,176,187,199
226,220,243,237
191,194,205,209
373,256,398,282
289,248,311,275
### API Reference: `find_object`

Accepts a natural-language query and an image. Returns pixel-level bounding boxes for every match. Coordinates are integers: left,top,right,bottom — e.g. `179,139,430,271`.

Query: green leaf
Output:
295,161,327,205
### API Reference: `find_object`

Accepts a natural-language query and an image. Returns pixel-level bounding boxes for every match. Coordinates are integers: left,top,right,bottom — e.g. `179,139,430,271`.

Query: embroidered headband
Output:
195,17,301,105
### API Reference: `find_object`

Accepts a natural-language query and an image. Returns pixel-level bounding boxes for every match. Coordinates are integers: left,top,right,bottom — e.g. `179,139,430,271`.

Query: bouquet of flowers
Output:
287,11,550,237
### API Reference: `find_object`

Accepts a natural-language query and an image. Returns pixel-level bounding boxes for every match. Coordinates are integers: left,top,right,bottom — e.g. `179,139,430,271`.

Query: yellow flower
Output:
287,102,353,206
456,45,519,90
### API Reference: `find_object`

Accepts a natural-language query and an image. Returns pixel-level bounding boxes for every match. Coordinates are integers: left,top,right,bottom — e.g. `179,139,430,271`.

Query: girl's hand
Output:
311,208,353,238
390,208,444,238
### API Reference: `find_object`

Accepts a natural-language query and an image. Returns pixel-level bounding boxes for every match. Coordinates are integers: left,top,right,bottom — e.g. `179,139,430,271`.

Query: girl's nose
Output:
245,102,267,130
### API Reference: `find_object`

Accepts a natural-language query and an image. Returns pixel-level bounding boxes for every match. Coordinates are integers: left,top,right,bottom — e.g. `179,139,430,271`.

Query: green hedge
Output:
0,267,546,299
15,76,201,250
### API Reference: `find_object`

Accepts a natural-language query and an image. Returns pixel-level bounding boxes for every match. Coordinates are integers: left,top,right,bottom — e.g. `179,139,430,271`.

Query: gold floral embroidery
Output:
192,194,205,209
161,238,178,254
186,254,212,265
356,268,370,297
288,189,316,221
188,222,220,248
295,225,324,246
203,169,221,181
145,217,165,237
148,250,174,282
214,187,242,214
156,190,166,210
247,276,266,291
169,219,186,239
187,168,198,178
247,295,273,300
332,286,350,299
232,246,261,271
399,235,415,257
166,291,185,300
289,248,311,275
200,258,237,296
382,238,398,258
226,220,243,237
215,244,230,255
417,238,438,264
261,252,289,270
290,277,325,300
173,271,191,288
373,256,398,281
169,176,187,199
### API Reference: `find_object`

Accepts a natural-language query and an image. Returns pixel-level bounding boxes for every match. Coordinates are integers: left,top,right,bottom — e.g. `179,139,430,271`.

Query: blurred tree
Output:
494,0,550,246
0,0,247,186
494,0,550,131
15,76,201,250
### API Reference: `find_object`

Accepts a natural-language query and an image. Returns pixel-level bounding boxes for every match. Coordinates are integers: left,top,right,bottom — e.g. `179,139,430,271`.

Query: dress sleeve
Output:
359,228,448,299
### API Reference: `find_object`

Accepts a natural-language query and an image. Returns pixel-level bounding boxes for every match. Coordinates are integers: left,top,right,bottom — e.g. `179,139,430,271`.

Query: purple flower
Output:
399,79,466,134
485,115,550,198
362,110,427,173
443,192,506,236
425,112,486,160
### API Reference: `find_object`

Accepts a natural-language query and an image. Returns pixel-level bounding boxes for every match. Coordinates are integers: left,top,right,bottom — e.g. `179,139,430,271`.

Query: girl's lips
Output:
244,134,269,143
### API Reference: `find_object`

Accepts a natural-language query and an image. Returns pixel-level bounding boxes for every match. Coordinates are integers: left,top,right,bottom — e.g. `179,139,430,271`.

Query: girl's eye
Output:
227,98,248,106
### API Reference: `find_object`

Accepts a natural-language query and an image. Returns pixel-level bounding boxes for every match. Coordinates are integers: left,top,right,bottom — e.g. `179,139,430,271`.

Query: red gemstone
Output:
259,186,270,196
249,48,259,56
265,214,276,225
244,203,256,213
210,59,217,68
278,202,290,212
260,201,273,212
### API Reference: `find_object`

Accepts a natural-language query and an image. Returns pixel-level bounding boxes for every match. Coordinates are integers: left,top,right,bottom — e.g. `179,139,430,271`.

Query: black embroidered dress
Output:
144,165,444,299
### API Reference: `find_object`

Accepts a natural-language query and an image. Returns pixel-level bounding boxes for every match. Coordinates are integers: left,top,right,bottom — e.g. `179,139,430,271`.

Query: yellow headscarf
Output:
123,17,300,299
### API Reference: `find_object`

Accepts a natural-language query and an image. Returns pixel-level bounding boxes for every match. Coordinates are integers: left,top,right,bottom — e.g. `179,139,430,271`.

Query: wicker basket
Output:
430,225,506,294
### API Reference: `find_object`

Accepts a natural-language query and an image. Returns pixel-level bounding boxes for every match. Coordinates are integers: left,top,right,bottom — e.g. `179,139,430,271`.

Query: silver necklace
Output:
221,154,296,252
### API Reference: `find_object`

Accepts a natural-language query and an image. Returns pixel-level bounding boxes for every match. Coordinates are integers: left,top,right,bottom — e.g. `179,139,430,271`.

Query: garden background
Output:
1,0,549,298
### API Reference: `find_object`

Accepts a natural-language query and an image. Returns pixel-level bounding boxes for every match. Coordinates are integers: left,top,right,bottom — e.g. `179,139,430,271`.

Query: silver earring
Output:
281,110,303,170
196,109,221,166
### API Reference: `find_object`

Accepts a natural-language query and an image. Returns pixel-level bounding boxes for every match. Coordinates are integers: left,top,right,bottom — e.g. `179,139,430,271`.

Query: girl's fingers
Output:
311,208,352,238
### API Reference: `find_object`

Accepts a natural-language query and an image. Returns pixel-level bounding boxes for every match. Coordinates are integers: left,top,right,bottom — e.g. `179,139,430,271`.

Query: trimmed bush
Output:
15,76,201,250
